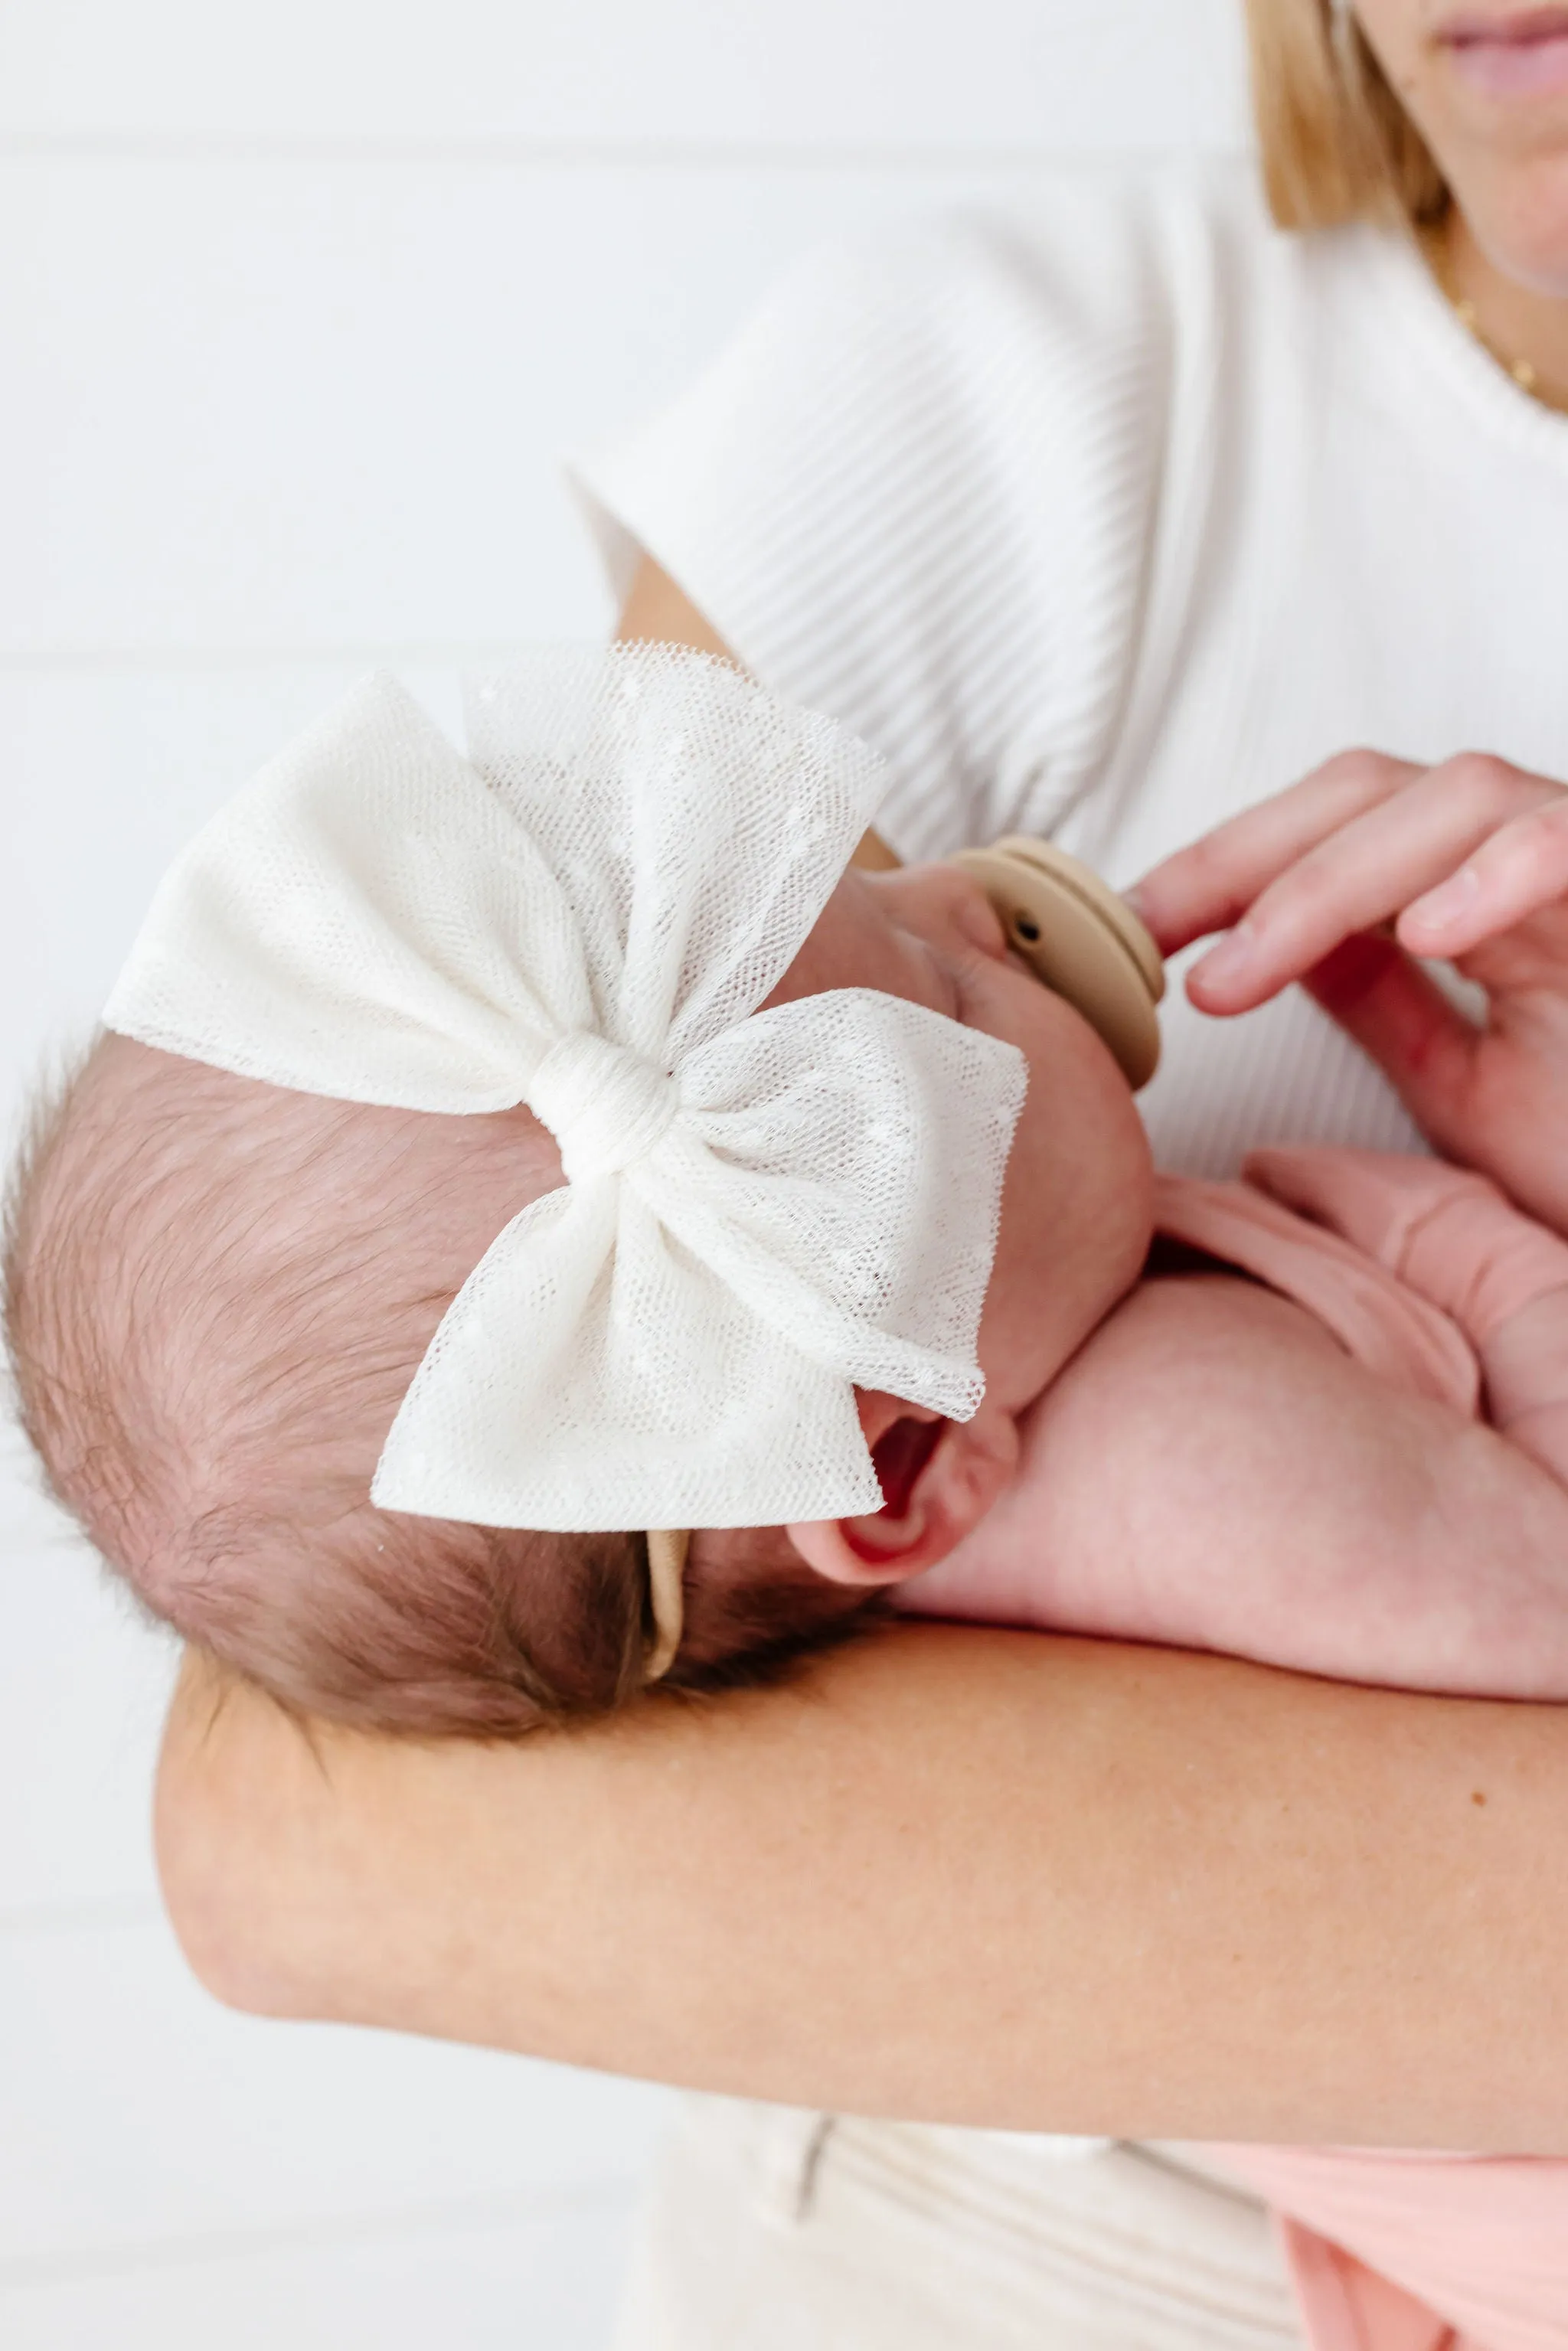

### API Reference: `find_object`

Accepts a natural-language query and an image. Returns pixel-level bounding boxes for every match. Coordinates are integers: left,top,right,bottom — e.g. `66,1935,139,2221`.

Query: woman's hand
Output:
1132,749,1568,1232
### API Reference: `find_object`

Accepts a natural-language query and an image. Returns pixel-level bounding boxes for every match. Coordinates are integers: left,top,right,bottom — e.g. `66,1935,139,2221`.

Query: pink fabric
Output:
1152,1170,1481,1415
1149,1151,1568,2351
1245,1149,1568,1476
1243,1151,1568,1352
1209,2147,1568,2351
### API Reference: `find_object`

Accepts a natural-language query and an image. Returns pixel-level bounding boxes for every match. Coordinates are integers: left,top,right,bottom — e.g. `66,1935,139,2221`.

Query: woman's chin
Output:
1463,165,1568,297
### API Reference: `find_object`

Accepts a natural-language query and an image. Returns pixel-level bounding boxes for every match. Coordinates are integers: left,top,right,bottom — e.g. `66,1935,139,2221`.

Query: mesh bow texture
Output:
104,645,1025,1530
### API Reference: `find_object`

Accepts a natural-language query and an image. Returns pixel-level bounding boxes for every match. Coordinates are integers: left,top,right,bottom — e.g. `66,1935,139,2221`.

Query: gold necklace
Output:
1419,225,1565,411
1450,292,1541,396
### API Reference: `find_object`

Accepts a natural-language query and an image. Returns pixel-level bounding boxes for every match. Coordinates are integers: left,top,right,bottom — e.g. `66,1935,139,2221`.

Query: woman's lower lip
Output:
1445,28,1568,97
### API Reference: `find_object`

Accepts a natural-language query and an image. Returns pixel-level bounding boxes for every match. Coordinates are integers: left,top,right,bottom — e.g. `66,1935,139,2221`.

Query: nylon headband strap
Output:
644,1528,690,1682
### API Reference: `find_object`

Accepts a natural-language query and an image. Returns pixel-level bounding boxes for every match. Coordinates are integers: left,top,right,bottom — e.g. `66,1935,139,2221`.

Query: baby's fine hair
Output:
2,1037,868,1735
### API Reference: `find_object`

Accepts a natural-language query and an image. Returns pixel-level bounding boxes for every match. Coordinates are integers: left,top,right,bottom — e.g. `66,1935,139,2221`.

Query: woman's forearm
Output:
158,1627,1568,2151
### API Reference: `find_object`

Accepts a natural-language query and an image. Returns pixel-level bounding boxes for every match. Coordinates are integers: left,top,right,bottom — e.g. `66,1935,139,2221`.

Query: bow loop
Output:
528,1033,679,1186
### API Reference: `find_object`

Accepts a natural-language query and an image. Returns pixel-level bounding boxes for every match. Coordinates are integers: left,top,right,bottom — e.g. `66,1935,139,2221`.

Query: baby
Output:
8,644,1568,1750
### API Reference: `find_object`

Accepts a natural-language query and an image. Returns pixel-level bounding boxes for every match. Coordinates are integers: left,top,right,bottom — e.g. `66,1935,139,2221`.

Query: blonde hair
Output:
1243,0,1448,230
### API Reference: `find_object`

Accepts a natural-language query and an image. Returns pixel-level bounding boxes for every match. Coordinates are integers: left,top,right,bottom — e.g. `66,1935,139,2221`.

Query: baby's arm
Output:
903,1255,1568,1701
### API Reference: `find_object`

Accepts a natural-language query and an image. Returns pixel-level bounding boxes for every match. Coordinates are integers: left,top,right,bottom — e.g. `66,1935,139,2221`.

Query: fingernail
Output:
1193,926,1256,989
1405,867,1480,937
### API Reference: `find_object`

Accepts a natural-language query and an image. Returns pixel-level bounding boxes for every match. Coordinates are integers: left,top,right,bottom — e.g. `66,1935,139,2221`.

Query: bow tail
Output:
371,1182,617,1527
373,1183,879,1533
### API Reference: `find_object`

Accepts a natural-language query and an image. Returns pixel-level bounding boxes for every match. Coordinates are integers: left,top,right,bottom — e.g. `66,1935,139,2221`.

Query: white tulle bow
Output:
104,645,1025,1531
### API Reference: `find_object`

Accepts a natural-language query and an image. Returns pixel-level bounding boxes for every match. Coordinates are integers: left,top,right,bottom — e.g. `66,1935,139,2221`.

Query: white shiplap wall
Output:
0,5,1250,2344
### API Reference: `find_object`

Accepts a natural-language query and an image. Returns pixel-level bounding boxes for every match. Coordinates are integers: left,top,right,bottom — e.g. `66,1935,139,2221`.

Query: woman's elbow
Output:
153,1651,319,2020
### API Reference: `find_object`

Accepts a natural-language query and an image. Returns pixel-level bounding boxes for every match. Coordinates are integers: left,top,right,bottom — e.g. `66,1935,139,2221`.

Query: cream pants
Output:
613,2098,1303,2350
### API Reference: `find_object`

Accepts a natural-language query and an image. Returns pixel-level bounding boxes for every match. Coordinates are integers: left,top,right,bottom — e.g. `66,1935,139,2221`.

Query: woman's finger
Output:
1303,932,1479,1158
1185,756,1562,1013
1129,751,1420,952
1399,796,1568,957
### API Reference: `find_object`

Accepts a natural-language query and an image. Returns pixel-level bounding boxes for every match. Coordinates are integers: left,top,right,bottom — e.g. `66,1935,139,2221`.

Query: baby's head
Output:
4,851,1152,1734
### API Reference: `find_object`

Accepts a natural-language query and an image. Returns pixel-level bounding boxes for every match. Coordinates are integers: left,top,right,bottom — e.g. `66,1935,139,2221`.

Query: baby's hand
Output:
1132,749,1568,1233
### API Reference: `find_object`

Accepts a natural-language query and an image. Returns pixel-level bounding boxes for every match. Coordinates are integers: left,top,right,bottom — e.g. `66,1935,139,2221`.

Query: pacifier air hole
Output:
1013,913,1041,943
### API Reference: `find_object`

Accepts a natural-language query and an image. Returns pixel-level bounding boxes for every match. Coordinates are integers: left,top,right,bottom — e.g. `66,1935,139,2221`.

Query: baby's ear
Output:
787,1392,1018,1588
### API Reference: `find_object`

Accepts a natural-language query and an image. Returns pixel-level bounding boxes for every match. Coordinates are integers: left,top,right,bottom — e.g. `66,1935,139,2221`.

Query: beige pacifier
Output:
950,837,1165,1089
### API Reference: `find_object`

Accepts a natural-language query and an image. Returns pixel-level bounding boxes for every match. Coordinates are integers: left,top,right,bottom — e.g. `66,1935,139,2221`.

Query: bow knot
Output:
528,1032,679,1185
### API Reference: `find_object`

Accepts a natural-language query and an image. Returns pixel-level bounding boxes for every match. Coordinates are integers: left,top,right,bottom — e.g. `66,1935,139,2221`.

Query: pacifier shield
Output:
952,836,1165,1089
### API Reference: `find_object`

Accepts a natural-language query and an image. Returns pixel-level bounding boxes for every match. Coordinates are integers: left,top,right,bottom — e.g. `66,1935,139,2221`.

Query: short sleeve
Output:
570,187,1185,860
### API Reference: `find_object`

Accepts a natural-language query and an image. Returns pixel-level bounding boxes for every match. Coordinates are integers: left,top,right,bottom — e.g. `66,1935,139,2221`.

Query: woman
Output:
156,1,1568,2340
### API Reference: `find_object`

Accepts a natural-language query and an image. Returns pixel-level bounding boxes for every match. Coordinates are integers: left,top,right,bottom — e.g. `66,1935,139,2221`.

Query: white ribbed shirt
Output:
573,160,1568,1180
